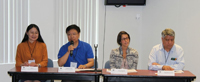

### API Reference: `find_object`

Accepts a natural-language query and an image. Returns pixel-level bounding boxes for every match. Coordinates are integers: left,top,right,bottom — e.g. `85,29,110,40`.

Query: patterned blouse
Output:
110,46,138,69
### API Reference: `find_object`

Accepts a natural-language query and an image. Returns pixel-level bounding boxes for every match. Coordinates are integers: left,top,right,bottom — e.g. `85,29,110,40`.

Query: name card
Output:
175,70,184,73
111,69,127,74
21,66,38,72
58,67,75,72
157,70,175,76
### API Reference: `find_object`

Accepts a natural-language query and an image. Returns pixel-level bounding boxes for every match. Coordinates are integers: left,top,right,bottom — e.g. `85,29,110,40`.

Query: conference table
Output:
8,67,196,82
102,69,196,82
8,67,101,82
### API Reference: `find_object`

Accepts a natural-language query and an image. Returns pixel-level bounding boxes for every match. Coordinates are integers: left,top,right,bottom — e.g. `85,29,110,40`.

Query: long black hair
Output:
21,24,44,43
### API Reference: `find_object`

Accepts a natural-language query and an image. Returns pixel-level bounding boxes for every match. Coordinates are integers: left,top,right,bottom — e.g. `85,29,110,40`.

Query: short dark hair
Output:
21,24,44,43
66,24,81,34
117,31,130,46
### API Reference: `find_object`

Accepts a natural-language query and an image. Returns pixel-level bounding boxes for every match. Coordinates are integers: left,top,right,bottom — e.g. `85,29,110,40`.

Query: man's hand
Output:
162,65,174,70
78,65,87,69
68,45,75,53
152,62,160,65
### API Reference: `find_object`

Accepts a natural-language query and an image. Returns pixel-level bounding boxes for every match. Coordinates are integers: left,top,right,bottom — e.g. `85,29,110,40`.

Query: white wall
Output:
103,6,144,69
29,0,57,60
103,0,199,82
2,0,200,82
0,64,14,82
142,0,200,81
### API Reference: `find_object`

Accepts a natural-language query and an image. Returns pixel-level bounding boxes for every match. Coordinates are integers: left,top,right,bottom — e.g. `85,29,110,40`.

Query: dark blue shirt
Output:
58,39,94,68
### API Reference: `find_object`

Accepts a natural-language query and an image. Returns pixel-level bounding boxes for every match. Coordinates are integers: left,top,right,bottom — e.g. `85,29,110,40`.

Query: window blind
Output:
0,0,99,63
54,0,99,60
0,0,29,64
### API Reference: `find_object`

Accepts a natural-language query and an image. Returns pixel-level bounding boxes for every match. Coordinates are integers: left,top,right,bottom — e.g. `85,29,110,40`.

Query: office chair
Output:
47,58,53,67
104,60,110,69
46,58,54,82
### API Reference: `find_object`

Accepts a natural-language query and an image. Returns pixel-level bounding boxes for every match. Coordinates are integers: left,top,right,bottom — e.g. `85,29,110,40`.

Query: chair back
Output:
47,58,53,67
46,58,54,82
104,60,110,69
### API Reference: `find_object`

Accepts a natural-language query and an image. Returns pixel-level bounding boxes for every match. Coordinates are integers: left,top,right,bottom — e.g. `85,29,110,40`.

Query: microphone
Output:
94,44,98,72
70,41,74,56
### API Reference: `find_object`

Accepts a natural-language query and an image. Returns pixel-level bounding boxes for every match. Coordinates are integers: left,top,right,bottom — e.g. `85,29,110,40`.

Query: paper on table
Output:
174,70,184,73
21,66,38,72
127,69,137,72
58,67,75,72
75,68,95,71
157,70,175,76
155,70,184,75
106,69,137,73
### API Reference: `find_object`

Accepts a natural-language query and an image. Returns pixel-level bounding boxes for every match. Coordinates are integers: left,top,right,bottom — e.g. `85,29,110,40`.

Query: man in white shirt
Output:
148,28,185,70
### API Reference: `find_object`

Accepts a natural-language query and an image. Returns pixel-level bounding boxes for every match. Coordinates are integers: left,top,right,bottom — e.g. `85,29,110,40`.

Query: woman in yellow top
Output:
15,24,48,82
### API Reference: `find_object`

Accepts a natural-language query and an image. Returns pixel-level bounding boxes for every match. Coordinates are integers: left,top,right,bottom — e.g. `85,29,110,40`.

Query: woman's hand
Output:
21,62,29,66
29,62,38,67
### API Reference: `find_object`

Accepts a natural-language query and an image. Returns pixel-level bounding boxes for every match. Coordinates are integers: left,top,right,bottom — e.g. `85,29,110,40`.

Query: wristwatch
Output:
38,64,41,67
84,64,87,68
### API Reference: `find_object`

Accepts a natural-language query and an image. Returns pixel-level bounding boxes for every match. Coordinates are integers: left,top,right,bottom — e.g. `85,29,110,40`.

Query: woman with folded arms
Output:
110,31,138,69
15,24,48,82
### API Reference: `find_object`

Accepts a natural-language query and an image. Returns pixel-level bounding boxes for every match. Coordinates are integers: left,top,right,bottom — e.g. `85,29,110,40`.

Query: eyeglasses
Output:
121,37,129,41
67,33,78,36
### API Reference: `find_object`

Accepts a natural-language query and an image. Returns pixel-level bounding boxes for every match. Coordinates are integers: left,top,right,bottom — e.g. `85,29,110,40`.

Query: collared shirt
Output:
58,39,94,68
110,46,138,69
148,43,185,70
